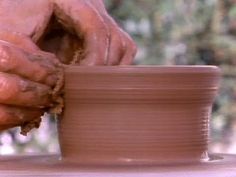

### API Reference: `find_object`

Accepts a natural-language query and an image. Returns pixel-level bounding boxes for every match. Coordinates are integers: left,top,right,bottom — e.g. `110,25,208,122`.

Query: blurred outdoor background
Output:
0,0,236,155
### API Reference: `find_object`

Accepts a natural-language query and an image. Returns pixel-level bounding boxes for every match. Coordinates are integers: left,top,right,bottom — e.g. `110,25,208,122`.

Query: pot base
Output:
60,154,210,166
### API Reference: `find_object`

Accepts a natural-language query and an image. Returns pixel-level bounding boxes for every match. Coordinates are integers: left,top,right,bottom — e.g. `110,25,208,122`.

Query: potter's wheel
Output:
0,153,235,176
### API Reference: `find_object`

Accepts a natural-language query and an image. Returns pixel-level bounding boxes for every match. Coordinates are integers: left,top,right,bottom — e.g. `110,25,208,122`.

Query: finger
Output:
79,29,109,65
106,29,124,65
0,104,42,131
0,41,60,86
0,72,51,107
0,28,40,52
119,32,137,65
54,0,109,65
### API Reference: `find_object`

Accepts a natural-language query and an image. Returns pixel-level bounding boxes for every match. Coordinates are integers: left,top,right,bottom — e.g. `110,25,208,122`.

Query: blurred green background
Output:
0,0,236,155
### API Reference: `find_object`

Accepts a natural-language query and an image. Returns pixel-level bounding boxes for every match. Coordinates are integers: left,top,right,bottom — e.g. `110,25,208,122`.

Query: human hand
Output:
0,30,62,134
0,0,137,133
52,0,137,65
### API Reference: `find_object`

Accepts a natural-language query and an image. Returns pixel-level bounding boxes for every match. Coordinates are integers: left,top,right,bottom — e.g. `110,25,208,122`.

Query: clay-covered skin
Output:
0,36,62,134
0,0,137,133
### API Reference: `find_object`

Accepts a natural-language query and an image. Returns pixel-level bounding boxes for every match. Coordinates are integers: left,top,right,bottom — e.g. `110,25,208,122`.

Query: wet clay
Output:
49,65,65,114
21,65,64,135
58,66,221,165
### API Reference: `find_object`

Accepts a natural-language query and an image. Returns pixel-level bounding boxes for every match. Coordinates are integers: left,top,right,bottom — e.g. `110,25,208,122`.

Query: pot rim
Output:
64,65,221,74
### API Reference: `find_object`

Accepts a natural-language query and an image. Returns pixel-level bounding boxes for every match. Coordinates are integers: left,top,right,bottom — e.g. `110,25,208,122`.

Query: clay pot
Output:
58,66,221,165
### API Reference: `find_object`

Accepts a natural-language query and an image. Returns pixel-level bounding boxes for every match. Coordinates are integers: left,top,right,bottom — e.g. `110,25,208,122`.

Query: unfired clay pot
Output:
58,66,221,165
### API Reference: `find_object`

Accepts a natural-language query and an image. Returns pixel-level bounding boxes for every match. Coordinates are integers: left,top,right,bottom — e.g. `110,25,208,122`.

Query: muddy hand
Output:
0,0,136,132
0,30,60,132
53,0,137,65
0,0,137,65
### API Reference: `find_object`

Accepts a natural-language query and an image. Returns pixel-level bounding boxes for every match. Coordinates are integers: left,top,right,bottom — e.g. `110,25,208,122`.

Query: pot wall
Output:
58,66,221,165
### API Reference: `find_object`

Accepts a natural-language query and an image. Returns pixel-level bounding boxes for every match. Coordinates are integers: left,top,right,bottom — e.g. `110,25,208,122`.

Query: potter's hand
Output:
0,0,136,132
0,30,61,132
0,0,136,65
53,0,137,65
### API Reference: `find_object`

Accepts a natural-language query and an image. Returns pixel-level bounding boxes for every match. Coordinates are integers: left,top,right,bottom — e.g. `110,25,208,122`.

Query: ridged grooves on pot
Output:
58,66,221,165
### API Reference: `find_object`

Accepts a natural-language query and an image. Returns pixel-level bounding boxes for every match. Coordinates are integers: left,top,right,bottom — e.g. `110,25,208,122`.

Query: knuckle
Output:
87,16,110,37
118,30,137,53
0,44,16,71
0,74,18,101
0,44,10,62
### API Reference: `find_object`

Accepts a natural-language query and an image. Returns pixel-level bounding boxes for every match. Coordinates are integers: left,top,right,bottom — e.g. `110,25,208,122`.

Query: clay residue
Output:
70,49,84,65
20,117,41,136
20,64,65,135
49,64,65,114
20,48,84,135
